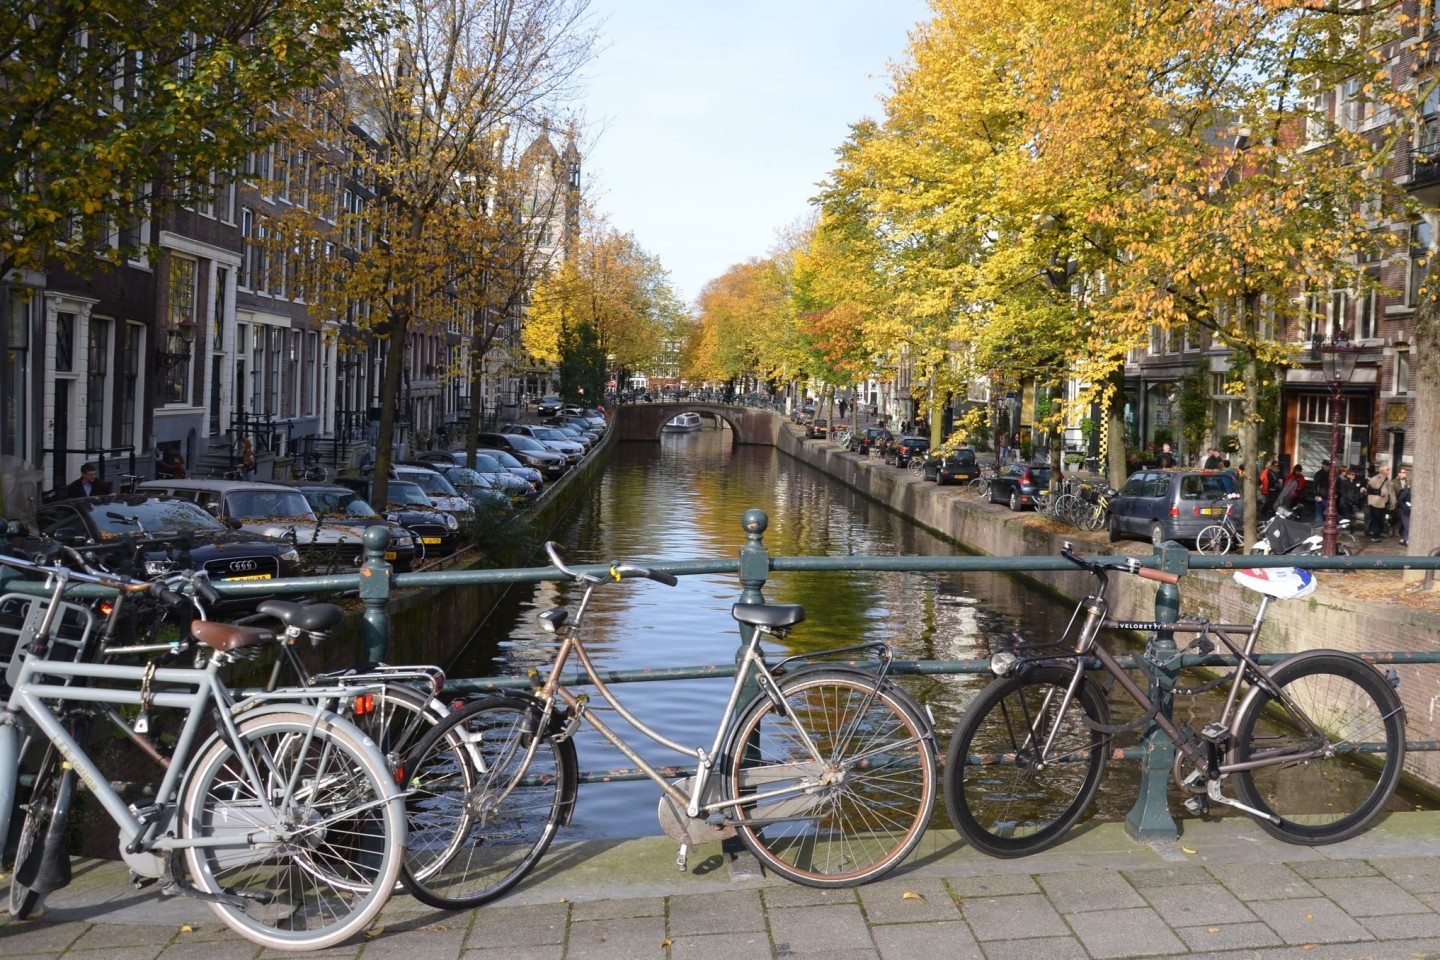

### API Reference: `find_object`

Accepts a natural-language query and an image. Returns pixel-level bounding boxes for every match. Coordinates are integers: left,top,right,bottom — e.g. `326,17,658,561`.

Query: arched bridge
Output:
612,403,779,444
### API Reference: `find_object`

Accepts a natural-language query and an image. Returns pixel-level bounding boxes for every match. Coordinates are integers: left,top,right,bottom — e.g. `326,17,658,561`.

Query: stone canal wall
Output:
774,420,1440,794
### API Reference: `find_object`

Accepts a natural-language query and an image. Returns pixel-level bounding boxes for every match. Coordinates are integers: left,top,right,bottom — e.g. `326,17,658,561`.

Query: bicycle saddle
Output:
256,599,345,633
731,603,805,628
1232,567,1317,601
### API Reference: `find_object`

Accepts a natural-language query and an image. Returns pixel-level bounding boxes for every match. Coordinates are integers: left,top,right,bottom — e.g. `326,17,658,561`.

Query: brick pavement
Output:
5,812,1440,959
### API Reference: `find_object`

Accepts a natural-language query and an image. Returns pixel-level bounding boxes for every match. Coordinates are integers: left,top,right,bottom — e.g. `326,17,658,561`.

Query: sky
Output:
577,0,930,308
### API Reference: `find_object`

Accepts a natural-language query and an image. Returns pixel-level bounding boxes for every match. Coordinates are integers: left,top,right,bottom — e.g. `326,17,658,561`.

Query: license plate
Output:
1200,507,1221,515
421,536,442,545
384,551,398,560
225,573,272,582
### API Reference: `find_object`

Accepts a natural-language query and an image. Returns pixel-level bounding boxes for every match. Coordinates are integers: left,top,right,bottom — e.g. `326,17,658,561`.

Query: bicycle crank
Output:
657,777,735,846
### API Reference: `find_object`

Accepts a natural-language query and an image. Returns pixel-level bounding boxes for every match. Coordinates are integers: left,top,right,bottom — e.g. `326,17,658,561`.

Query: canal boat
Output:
662,412,703,433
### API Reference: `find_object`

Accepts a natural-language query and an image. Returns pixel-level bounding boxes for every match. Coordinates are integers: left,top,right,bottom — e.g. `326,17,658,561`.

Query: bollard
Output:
729,509,771,879
358,524,393,663
1124,539,1188,841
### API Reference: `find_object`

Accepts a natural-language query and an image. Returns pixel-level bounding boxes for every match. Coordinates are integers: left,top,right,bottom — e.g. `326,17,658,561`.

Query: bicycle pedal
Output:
1183,796,1210,816
1199,722,1229,744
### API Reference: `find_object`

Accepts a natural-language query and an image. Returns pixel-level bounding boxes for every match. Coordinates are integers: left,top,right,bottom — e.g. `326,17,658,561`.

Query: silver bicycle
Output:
0,553,407,951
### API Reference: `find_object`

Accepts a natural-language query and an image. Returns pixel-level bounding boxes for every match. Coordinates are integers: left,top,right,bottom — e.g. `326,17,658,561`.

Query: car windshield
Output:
402,470,460,497
466,453,503,472
953,451,976,464
90,499,229,535
442,467,490,488
384,481,433,508
226,490,317,521
484,449,525,469
532,427,569,442
503,435,545,453
303,489,377,517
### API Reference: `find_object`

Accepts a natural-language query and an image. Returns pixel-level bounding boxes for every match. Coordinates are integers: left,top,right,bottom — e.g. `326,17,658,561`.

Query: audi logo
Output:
228,559,259,572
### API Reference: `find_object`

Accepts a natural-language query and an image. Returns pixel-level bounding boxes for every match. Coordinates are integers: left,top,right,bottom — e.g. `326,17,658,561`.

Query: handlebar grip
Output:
193,574,222,605
649,570,678,587
1135,566,1181,585
151,582,188,608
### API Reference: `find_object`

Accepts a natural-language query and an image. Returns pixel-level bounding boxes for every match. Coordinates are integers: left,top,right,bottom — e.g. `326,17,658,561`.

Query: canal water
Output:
448,421,1141,838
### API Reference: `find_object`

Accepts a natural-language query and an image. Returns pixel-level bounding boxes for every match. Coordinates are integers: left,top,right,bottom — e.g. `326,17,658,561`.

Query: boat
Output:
662,412,703,433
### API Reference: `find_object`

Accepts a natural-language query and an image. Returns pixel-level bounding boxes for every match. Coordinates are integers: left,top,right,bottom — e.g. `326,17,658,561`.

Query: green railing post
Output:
1125,540,1188,841
357,524,393,663
735,509,771,683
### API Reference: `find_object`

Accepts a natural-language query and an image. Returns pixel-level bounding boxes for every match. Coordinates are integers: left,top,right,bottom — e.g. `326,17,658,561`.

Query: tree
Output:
0,0,392,277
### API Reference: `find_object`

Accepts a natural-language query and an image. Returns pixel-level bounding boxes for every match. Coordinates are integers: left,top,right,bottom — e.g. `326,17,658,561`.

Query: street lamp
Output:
1321,338,1361,556
156,318,197,372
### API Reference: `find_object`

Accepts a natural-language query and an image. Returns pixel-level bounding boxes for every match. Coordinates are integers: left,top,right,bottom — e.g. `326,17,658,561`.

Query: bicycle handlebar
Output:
1059,543,1181,585
542,541,678,587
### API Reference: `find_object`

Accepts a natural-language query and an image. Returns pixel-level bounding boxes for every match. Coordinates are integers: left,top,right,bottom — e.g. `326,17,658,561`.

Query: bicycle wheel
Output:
1195,524,1233,555
9,740,76,919
1052,493,1081,526
345,683,445,781
180,709,404,951
1080,503,1106,532
1231,652,1404,844
399,694,575,909
723,668,936,887
944,668,1109,858
907,459,925,477
967,477,988,498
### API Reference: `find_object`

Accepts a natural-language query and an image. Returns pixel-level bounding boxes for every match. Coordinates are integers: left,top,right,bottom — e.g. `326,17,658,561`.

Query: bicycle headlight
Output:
990,651,1018,677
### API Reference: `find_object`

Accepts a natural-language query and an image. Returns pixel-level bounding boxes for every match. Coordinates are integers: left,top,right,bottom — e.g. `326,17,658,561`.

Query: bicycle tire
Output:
723,668,937,887
398,694,575,909
1195,524,1233,555
1231,651,1404,844
967,477,988,498
1080,503,1106,532
180,709,404,951
8,740,76,919
944,667,1109,858
907,459,926,477
1052,493,1082,526
301,464,331,483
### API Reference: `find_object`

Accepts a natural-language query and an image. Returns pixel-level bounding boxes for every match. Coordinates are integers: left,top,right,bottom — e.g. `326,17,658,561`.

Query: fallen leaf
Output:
365,927,385,939
660,937,673,948
1305,914,1314,920
179,925,194,934
1208,927,1220,933
902,891,926,901
1181,846,1198,854
1301,944,1316,950
423,924,450,933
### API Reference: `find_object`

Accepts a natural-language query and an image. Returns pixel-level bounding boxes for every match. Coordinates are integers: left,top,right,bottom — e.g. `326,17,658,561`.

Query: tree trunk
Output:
1107,367,1127,490
1407,296,1439,577
1240,352,1260,550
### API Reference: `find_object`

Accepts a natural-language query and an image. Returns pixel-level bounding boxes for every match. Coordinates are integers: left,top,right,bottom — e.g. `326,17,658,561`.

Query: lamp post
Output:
1321,339,1361,556
156,318,197,372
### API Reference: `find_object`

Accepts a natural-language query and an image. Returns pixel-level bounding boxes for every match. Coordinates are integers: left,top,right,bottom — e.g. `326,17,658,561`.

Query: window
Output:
1409,220,1433,307
55,312,75,372
162,257,197,405
1355,265,1380,340
1396,349,1411,396
4,290,29,459
119,322,143,448
86,318,109,450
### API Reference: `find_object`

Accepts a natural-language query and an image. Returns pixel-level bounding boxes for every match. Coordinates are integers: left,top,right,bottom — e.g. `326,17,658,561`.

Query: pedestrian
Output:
997,432,1009,465
237,436,256,481
838,398,847,421
62,462,111,499
1157,443,1175,468
1312,459,1331,524
1276,464,1306,514
1392,467,1410,539
1259,459,1282,520
155,449,187,480
1398,482,1412,547
1202,447,1223,469
1365,465,1395,542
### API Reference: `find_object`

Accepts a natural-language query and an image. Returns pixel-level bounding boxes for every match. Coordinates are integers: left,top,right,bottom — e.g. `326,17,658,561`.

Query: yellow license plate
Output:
384,551,398,560
1200,507,1221,515
225,573,272,582
421,536,442,545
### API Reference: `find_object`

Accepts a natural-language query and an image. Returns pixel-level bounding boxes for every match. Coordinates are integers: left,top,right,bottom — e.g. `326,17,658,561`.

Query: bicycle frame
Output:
527,574,893,825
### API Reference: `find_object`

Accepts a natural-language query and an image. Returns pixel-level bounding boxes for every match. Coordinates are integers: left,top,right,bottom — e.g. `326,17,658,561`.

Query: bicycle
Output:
0,551,407,950
396,541,939,908
297,450,330,483
944,546,1405,858
1196,499,1242,555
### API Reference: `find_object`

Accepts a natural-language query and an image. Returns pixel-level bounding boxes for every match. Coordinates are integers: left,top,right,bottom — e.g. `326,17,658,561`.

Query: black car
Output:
886,436,930,467
294,484,420,571
804,418,829,440
987,463,1054,511
30,495,304,604
849,427,893,456
333,477,461,557
923,449,981,486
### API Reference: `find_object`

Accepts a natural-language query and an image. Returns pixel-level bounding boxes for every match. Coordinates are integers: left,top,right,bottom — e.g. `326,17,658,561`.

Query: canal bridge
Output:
612,402,780,444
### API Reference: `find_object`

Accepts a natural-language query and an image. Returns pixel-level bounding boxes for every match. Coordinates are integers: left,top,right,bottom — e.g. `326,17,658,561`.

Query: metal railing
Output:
18,508,1440,844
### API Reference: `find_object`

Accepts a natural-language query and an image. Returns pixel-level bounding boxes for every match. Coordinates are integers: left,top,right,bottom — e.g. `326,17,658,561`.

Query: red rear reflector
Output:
99,601,115,617
354,694,374,715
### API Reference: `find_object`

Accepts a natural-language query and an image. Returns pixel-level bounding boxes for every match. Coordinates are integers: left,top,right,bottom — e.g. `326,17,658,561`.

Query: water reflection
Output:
449,424,1082,838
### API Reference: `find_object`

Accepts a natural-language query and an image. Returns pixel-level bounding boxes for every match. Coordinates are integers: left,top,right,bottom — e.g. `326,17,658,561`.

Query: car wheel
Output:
1150,522,1166,547
1009,489,1021,512
936,473,946,487
1108,513,1122,543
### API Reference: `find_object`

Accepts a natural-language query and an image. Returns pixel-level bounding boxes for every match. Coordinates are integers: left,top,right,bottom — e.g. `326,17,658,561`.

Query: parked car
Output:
923,449,981,486
476,431,568,479
333,477,461,557
31,495,303,600
137,478,379,573
551,415,604,442
1107,468,1244,547
805,418,829,440
502,423,584,462
987,463,1054,511
849,427,893,456
544,421,596,451
536,395,564,416
363,464,475,520
886,436,930,467
410,462,515,513
564,407,607,429
414,451,540,501
293,484,418,571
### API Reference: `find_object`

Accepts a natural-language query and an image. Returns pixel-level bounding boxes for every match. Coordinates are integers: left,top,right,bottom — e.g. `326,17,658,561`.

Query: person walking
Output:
62,462,111,499
1202,448,1223,469
1312,459,1331,524
1259,459,1282,520
1276,464,1306,514
1398,481,1412,547
1365,465,1395,542
1392,467,1410,539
